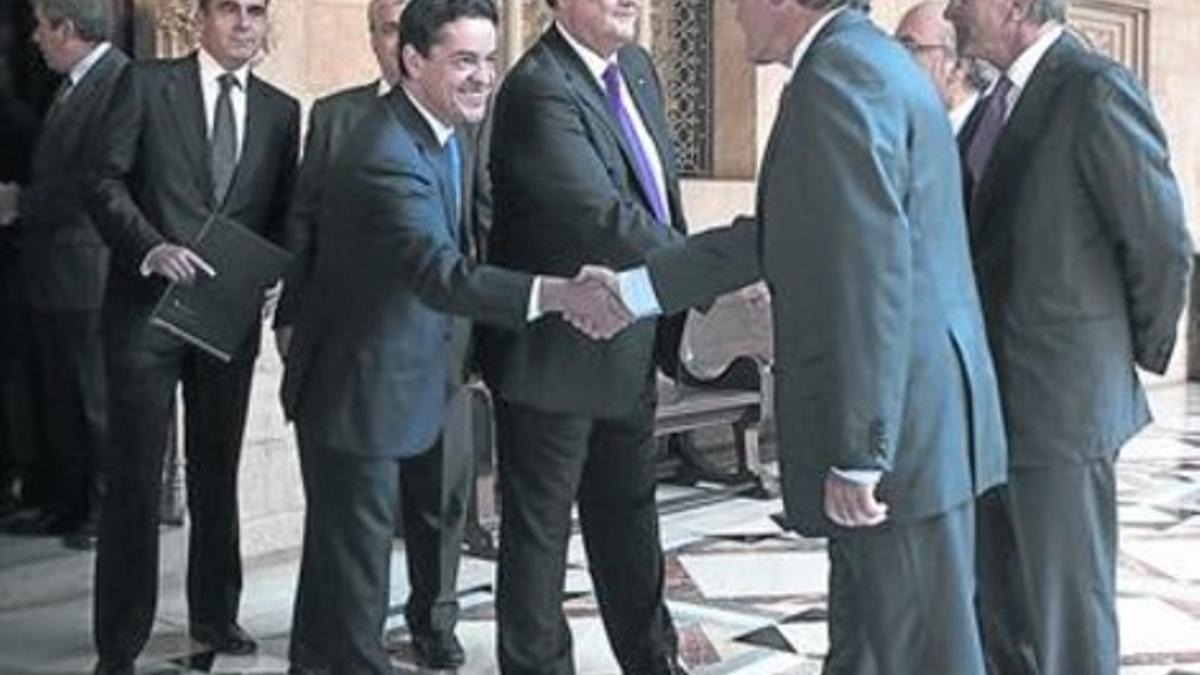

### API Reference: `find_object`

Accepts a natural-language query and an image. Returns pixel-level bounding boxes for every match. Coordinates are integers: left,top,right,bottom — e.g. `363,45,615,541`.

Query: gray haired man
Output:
947,0,1192,673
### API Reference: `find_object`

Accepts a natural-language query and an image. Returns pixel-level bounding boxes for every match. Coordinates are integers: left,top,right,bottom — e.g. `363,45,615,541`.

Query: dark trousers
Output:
978,459,1118,675
93,319,256,663
0,237,41,503
289,424,471,670
821,547,876,675
826,499,986,675
494,398,677,675
975,486,1040,675
293,431,402,675
28,309,106,521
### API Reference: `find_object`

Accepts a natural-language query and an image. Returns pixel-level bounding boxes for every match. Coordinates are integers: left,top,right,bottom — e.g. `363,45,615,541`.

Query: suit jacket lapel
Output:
164,56,214,207
970,34,1077,226
544,28,666,218
390,89,459,242
619,49,687,230
222,75,269,211
34,50,123,169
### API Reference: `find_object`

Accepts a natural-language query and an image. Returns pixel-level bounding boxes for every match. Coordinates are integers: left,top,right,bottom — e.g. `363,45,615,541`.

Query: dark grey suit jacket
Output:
19,46,129,311
89,53,299,322
280,88,533,459
644,11,1008,536
482,26,687,418
963,34,1192,467
275,81,378,328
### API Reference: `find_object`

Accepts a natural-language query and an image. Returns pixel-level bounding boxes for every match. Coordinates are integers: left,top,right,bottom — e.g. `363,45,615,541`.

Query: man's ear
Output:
401,43,421,78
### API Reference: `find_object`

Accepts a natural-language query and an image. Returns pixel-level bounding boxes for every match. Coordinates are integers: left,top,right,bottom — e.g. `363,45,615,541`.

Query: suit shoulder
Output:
130,57,178,81
1030,45,1146,127
252,76,300,110
311,82,377,118
500,39,565,93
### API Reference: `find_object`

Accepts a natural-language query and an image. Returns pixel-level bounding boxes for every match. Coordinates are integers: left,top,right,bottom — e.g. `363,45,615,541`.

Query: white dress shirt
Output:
197,47,250,161
999,24,1065,120
950,92,979,136
139,50,251,275
64,41,112,94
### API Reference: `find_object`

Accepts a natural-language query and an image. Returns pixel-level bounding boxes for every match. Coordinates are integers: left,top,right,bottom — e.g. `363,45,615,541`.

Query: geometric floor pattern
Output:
2,384,1200,674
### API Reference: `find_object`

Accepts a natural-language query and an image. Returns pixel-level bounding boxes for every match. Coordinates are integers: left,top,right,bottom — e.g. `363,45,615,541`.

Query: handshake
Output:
540,265,634,340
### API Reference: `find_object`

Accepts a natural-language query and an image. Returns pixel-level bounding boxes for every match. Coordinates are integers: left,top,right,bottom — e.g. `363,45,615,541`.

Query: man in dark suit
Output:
0,7,45,522
946,0,1192,673
482,0,692,671
574,0,1009,671
279,0,611,671
277,0,488,670
85,0,299,671
10,0,129,550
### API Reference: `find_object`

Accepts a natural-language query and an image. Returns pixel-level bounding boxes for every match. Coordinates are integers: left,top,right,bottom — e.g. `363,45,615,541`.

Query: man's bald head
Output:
896,0,955,53
895,0,971,108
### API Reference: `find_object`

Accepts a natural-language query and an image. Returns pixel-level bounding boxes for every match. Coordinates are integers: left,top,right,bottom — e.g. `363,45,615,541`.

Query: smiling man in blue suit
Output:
278,0,625,670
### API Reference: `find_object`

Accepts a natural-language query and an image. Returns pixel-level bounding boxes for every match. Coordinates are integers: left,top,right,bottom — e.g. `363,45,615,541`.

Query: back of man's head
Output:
34,0,110,44
1027,0,1068,24
794,0,869,11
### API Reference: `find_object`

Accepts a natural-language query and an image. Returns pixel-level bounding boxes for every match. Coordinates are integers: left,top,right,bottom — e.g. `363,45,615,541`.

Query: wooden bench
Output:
455,290,776,556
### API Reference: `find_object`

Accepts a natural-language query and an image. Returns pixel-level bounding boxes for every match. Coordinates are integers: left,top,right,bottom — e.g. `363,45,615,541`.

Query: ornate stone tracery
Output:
653,0,713,177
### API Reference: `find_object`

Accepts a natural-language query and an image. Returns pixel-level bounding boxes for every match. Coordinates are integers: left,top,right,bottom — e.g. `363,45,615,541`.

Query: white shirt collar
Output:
68,42,111,86
789,7,846,73
950,91,979,135
1006,24,1064,92
555,21,614,89
377,78,392,98
197,47,250,90
401,84,455,146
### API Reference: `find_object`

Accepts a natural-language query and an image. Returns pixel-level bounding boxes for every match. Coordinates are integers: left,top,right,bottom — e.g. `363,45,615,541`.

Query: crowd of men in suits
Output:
0,0,1192,673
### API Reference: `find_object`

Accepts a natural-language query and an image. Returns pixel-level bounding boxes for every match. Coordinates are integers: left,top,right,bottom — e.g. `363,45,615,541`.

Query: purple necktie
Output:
601,63,669,225
963,75,1013,199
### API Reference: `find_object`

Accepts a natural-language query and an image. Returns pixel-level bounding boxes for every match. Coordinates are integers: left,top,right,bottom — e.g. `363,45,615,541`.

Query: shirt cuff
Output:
830,468,883,486
617,267,662,319
527,276,544,321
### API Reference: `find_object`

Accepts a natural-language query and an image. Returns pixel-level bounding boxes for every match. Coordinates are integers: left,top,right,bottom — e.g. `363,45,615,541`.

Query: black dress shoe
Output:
8,510,82,536
92,659,134,675
411,631,465,668
62,514,98,550
189,621,258,655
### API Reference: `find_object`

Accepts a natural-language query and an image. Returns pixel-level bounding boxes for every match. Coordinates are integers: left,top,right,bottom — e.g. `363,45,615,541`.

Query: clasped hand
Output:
541,265,634,340
144,243,216,284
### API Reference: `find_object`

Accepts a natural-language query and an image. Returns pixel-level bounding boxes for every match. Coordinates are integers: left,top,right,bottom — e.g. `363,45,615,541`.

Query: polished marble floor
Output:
2,384,1199,674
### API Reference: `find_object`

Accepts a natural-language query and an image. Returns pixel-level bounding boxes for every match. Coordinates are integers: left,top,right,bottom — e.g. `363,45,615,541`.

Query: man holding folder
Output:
85,0,298,671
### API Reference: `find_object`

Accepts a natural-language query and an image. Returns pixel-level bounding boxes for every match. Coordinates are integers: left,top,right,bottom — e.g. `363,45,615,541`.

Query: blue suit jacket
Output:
646,11,1008,536
281,89,532,458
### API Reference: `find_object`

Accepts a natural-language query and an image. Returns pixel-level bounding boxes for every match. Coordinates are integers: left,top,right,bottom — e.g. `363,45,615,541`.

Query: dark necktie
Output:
44,78,74,125
210,73,239,205
963,75,1013,199
445,132,462,220
601,63,669,225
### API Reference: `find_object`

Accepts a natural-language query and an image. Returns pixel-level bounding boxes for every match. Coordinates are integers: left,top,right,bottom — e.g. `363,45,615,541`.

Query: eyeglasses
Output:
897,36,955,57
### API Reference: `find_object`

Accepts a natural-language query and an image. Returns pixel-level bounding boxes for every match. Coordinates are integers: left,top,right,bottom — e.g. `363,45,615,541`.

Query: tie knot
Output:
990,75,1013,102
218,73,239,92
601,63,621,95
